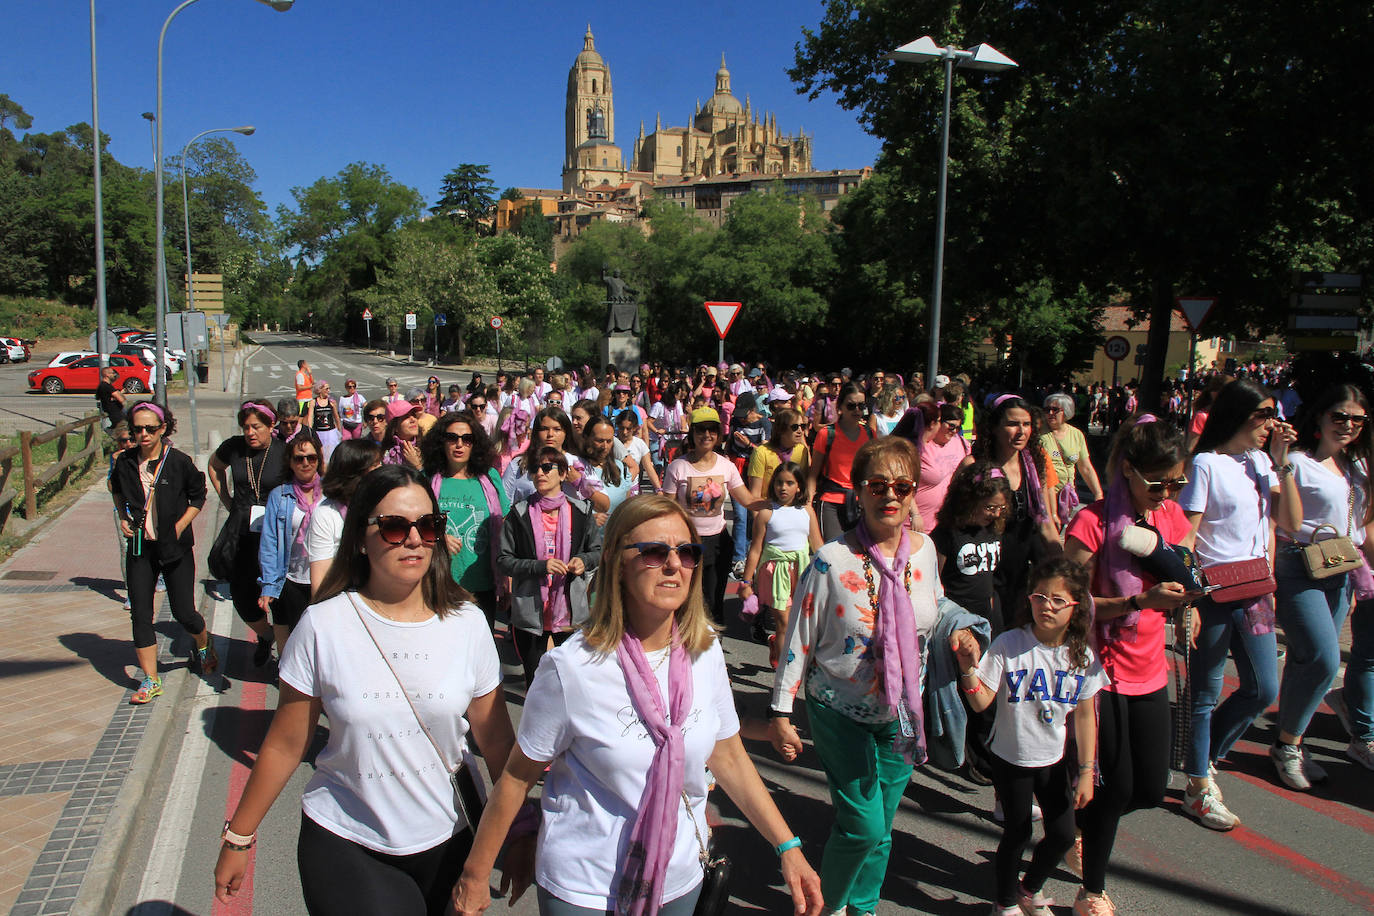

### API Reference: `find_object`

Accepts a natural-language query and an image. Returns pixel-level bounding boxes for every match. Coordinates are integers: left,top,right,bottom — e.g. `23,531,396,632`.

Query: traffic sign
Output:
434,314,447,327
704,301,742,339
489,316,503,330
362,308,372,321
405,313,417,330
1175,297,1217,332
1289,335,1360,352
1288,314,1360,332
88,329,118,353
1103,336,1130,361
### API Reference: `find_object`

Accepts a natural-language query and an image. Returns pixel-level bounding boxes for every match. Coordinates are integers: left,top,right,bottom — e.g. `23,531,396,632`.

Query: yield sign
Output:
1175,296,1217,332
704,301,742,339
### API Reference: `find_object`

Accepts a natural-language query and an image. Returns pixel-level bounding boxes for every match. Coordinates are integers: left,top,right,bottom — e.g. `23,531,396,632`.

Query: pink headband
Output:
972,467,1006,483
1134,413,1159,425
992,393,1019,408
241,401,277,424
130,401,165,423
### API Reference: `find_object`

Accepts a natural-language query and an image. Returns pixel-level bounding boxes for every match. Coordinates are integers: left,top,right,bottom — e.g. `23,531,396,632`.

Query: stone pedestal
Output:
600,334,642,373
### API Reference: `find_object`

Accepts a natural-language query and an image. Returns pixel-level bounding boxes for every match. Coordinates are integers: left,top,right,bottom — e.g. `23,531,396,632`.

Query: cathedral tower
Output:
563,25,624,191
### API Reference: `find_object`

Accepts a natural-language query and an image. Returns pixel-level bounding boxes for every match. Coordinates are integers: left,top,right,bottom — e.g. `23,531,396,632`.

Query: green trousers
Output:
807,697,912,914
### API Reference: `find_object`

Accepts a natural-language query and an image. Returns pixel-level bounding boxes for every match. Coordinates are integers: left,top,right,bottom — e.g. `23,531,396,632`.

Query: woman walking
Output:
306,438,384,594
806,383,873,541
258,431,326,656
1040,393,1104,527
308,381,342,461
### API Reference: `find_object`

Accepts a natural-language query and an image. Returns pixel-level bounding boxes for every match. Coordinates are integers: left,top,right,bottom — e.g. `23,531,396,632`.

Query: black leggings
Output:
229,531,268,625
297,813,472,916
127,548,204,649
513,629,573,688
699,530,732,625
273,579,312,631
1077,687,1171,894
989,754,1076,907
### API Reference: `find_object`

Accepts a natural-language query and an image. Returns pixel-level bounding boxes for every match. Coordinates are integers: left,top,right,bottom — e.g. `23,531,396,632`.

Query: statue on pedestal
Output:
602,266,641,336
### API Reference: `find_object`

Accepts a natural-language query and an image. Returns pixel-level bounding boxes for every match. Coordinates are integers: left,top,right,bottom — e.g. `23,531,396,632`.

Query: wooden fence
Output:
0,413,104,535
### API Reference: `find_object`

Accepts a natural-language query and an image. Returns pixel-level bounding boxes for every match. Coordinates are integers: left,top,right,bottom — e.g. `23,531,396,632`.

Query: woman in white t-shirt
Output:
453,495,823,916
306,438,383,595
1270,384,1371,791
1177,379,1301,831
215,465,518,916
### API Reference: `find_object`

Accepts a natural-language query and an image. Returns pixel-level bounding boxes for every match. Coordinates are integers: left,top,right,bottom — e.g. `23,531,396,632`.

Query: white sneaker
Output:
1348,738,1374,771
992,799,1042,823
1327,688,1353,736
1183,781,1239,830
1304,747,1329,784
1270,742,1311,791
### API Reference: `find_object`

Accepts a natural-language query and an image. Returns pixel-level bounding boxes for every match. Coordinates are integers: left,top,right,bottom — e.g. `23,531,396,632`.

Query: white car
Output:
115,344,182,375
49,350,96,367
1,337,30,363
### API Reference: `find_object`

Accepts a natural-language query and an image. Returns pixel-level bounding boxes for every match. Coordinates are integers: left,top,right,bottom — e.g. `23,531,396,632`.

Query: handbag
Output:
348,594,486,830
1199,557,1275,604
682,790,730,916
1300,482,1361,579
207,506,245,581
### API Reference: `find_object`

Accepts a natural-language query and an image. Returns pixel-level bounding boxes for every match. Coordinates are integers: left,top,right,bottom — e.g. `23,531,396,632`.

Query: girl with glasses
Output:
1063,415,1197,913
502,407,607,512
955,559,1107,916
112,403,213,704
258,431,326,656
217,465,517,915
498,447,602,688
868,385,906,438
1176,379,1301,831
1270,384,1372,784
455,495,823,916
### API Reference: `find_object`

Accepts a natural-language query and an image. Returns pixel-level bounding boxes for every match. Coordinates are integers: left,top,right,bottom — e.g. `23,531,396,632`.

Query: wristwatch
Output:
1276,462,1294,478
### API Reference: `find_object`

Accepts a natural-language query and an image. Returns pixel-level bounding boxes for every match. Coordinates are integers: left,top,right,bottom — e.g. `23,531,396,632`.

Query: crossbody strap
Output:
346,593,454,774
681,790,711,867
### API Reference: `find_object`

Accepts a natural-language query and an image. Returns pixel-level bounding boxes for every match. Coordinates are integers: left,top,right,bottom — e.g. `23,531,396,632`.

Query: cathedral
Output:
561,26,814,193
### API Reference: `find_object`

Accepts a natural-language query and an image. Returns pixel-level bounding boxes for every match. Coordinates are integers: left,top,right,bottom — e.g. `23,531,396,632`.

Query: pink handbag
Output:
1201,557,1275,604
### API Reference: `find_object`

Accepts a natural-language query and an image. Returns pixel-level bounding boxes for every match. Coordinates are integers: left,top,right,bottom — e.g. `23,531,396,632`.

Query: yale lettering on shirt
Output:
1004,668,1085,705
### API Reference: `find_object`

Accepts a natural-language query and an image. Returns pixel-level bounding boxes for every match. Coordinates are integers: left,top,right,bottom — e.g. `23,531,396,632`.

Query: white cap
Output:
767,385,792,403
933,374,950,388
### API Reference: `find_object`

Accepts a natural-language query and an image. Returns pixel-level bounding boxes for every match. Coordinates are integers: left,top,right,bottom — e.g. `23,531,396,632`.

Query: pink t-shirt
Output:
663,452,744,537
1065,499,1191,695
915,434,970,532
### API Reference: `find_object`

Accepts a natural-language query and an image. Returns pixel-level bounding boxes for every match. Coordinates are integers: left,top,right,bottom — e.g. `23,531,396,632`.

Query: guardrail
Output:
0,413,104,532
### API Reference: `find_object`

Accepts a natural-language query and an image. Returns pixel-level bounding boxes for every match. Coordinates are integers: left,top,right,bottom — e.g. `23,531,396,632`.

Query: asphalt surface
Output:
76,333,1374,916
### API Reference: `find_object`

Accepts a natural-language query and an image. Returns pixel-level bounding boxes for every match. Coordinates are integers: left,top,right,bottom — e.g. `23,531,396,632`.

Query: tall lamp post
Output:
886,36,1017,389
181,125,254,316
89,0,110,367
153,0,292,405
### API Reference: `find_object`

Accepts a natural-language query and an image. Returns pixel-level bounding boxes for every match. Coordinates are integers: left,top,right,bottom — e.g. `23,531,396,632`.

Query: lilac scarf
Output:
1095,414,1160,644
533,491,573,630
855,521,928,765
1018,449,1049,526
430,471,508,601
291,475,322,551
614,622,693,916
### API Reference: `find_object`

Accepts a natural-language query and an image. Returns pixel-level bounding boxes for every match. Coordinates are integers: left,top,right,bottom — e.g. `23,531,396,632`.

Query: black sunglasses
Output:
842,401,865,411
366,412,387,422
1130,468,1188,494
291,453,319,464
859,477,916,499
469,402,486,411
626,541,704,569
442,432,476,445
1250,407,1278,421
130,424,161,434
1331,411,1367,427
786,423,805,431
535,461,564,474
367,513,446,545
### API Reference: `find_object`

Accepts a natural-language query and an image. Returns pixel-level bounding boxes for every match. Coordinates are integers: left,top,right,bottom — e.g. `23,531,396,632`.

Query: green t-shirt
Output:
437,469,510,591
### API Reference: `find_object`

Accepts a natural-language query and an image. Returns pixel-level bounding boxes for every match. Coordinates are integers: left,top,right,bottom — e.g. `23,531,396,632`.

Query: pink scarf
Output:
855,520,927,765
291,475,322,551
614,621,692,916
534,491,572,630
430,471,508,601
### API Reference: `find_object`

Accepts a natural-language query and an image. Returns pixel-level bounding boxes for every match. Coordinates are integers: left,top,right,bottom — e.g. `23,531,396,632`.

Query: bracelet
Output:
1127,594,1140,611
766,708,790,719
1078,764,1096,771
221,821,255,850
960,670,980,679
963,682,982,696
775,836,802,856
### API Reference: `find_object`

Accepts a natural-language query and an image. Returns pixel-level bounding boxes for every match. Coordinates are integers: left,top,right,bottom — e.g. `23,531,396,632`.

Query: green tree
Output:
432,163,497,233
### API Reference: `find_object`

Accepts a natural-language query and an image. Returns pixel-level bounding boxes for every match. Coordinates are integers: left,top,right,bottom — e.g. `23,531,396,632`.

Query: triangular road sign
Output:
1175,296,1217,332
704,301,742,339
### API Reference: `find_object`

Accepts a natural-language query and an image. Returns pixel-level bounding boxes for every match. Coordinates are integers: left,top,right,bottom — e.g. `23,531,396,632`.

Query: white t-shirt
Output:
624,435,651,467
1281,451,1367,547
305,497,346,565
1177,450,1276,567
286,503,311,584
279,593,501,854
518,633,739,910
977,626,1109,768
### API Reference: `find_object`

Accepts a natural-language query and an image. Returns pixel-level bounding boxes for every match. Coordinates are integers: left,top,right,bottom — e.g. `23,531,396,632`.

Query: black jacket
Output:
111,446,207,563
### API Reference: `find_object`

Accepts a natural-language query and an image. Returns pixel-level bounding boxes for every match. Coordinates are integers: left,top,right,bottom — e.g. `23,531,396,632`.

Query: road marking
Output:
251,366,263,372
129,593,235,913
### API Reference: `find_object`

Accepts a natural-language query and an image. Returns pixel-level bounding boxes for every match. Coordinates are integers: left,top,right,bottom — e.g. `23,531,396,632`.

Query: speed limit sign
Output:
1103,336,1130,361
489,316,503,330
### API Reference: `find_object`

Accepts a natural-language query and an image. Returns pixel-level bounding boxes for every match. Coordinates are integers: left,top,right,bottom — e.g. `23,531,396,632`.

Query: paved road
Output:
92,335,1374,916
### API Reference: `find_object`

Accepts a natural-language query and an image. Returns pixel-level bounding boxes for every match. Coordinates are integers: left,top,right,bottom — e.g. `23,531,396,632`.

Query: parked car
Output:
114,343,182,375
112,327,150,343
1,337,32,362
28,354,150,394
48,350,97,367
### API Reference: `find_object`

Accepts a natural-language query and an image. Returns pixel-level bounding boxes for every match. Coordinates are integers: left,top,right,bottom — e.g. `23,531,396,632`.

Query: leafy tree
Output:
513,200,555,260
432,163,497,232
499,186,524,201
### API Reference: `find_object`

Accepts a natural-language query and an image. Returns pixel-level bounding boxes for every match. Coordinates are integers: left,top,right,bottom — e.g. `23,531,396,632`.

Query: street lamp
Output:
886,36,1017,389
89,0,110,367
152,0,292,405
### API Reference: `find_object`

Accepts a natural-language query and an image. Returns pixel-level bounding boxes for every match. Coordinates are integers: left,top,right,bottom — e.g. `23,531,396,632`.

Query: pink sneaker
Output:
1017,884,1054,916
1073,889,1116,916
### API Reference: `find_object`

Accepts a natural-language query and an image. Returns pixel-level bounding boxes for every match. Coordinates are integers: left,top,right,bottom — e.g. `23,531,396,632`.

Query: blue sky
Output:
5,0,884,216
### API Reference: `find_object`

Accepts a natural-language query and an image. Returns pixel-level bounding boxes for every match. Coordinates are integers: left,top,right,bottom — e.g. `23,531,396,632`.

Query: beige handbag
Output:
1300,483,1361,580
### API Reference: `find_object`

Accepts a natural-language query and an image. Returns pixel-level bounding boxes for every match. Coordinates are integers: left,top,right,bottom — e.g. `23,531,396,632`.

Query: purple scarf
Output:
855,521,928,765
291,475,322,551
614,621,693,916
533,491,573,630
1095,414,1161,644
1019,448,1049,526
430,471,508,601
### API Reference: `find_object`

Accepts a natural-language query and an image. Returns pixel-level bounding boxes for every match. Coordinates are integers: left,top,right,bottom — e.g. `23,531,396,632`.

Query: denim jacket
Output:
257,483,302,600
924,597,993,771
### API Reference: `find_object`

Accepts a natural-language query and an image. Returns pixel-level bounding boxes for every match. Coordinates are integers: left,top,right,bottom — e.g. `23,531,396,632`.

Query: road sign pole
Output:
219,322,226,392
718,339,724,367
496,328,501,375
1186,331,1198,431
1111,358,1119,389
409,328,414,362
181,313,199,459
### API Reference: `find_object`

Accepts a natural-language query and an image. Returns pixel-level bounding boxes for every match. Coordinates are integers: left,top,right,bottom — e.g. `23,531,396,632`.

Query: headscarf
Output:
291,474,322,551
532,490,573,630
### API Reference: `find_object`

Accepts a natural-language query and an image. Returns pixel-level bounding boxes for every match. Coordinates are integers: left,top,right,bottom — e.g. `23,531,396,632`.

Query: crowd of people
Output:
101,355,1371,916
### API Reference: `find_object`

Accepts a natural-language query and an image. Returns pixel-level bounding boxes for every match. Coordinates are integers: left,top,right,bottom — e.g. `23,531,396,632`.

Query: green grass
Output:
0,295,146,341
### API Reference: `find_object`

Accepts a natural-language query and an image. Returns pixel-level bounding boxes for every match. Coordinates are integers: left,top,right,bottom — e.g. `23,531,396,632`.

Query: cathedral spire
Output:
584,23,594,51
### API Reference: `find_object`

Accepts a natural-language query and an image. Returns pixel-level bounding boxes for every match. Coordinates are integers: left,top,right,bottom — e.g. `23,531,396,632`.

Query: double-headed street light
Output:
886,36,1017,389
152,0,292,405
181,125,255,316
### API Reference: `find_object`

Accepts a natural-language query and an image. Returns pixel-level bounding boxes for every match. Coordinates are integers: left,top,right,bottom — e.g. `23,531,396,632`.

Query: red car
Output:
28,354,151,394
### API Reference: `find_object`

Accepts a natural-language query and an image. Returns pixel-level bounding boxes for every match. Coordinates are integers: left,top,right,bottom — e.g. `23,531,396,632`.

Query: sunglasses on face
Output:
842,401,864,412
442,432,476,446
786,423,805,431
1330,411,1367,427
1029,593,1078,611
982,503,1007,514
116,438,134,447
626,541,703,569
366,413,387,423
291,453,319,464
1131,467,1188,494
535,462,563,474
1045,405,1064,414
942,420,961,430
367,513,446,545
859,477,916,499
130,424,161,435
1250,407,1278,422
469,402,486,411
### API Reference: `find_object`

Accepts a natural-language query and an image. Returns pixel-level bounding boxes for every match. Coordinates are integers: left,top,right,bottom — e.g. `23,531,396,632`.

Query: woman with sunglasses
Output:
308,381,342,461
421,411,510,628
974,395,1062,634
1177,379,1301,830
454,495,823,916
748,407,811,501
867,385,906,438
663,407,764,622
498,447,602,687
424,376,443,417
771,437,971,916
216,465,516,915
338,379,367,441
209,400,289,667
915,402,973,535
1041,393,1104,528
1063,416,1197,913
502,407,608,512
806,382,875,542
112,403,214,704
307,438,384,595
258,430,326,656
1269,384,1371,790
